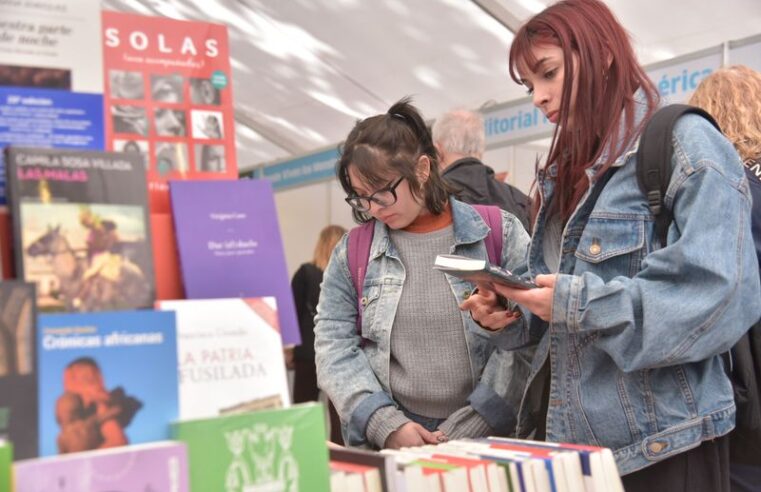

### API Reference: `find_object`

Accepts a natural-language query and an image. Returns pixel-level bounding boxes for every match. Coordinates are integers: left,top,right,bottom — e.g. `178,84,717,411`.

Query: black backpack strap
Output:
636,104,721,248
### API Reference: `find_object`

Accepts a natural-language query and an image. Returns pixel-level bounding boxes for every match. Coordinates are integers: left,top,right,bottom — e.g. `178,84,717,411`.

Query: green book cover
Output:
172,402,329,492
0,440,12,492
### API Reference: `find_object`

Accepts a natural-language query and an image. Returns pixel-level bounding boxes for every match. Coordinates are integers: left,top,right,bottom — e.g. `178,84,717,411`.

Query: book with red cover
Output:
102,11,238,214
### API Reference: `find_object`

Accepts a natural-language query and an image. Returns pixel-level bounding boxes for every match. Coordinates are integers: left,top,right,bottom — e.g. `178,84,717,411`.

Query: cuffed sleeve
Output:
438,405,493,440
366,405,410,449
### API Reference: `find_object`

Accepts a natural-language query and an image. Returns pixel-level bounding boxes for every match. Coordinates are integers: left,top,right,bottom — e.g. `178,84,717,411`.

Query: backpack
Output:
637,103,761,464
346,204,504,341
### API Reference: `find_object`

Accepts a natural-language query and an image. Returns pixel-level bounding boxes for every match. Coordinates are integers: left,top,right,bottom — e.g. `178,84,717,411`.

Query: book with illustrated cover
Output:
169,179,301,346
14,440,188,492
0,281,37,459
37,310,178,457
171,402,330,492
434,254,537,290
157,297,290,420
5,147,155,312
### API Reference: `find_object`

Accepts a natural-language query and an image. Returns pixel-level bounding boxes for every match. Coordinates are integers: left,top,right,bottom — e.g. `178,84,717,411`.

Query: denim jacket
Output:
314,198,531,447
480,102,761,475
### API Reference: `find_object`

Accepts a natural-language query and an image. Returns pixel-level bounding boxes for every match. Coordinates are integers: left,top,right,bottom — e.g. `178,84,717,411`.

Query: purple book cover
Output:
14,441,188,491
169,179,300,346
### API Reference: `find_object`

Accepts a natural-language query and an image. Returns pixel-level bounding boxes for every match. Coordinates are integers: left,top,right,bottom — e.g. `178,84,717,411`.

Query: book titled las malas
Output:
37,310,178,457
172,402,330,492
433,254,537,290
0,281,37,460
14,441,188,492
169,179,300,346
158,297,290,420
5,147,155,312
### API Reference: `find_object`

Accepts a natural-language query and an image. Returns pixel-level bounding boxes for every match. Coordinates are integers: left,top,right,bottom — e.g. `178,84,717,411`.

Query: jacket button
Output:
589,242,602,255
648,441,667,453
361,296,368,306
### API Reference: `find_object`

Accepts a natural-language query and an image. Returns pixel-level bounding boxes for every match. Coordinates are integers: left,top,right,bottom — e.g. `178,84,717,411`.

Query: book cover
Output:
37,310,178,457
158,297,290,420
14,440,188,492
0,87,105,205
172,402,330,492
0,0,103,93
0,208,13,279
0,440,11,492
102,11,238,214
0,281,37,459
169,179,300,346
5,147,155,312
434,254,537,290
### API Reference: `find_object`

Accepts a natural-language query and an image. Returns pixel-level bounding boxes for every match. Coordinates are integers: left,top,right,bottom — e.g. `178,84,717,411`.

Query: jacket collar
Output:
368,197,490,260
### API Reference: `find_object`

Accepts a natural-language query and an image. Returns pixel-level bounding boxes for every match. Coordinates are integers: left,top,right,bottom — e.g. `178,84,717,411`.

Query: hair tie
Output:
390,112,406,121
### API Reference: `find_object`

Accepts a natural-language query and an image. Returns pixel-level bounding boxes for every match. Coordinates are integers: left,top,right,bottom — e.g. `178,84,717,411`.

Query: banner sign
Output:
102,11,237,213
729,35,761,73
256,147,339,191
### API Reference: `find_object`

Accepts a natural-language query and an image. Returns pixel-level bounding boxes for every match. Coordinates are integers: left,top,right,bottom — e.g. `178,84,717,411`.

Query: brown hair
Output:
689,65,761,165
313,224,347,270
509,0,659,222
336,97,453,223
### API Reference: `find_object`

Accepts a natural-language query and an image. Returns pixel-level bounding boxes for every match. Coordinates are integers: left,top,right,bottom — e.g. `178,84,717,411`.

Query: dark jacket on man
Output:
442,157,531,232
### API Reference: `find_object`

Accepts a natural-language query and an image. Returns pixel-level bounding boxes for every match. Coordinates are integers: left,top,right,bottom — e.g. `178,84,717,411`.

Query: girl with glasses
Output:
314,98,531,450
462,0,761,490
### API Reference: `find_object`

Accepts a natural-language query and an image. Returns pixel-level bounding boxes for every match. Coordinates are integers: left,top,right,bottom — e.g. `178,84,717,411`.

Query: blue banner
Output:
256,147,339,190
0,87,104,204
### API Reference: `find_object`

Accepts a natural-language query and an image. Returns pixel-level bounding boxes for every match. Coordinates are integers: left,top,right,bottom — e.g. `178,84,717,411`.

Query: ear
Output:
416,154,432,184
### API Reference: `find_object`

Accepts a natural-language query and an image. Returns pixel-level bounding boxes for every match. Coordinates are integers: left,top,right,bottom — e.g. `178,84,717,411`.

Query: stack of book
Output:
374,437,623,492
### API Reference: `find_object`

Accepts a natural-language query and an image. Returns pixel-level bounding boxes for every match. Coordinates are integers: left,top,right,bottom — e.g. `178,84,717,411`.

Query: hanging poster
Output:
101,11,237,214
0,0,103,93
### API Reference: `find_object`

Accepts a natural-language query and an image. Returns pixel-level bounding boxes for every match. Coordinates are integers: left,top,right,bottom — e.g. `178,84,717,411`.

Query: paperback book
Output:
37,310,178,457
5,147,155,312
169,179,300,345
434,254,537,290
172,402,330,492
14,441,188,492
0,281,37,459
158,297,290,420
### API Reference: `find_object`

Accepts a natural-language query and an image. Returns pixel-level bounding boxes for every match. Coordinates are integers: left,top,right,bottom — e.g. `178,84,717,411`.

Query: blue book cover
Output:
37,310,178,457
0,87,105,205
169,179,301,346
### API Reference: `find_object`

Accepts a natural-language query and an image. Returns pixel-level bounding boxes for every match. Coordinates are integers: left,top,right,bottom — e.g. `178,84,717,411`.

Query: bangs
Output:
346,144,396,190
509,26,560,85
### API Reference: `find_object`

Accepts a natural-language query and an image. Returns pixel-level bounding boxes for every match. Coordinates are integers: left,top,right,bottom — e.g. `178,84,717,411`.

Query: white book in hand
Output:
433,254,537,290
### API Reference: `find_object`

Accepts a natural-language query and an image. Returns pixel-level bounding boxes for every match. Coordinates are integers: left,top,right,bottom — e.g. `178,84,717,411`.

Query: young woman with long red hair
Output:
462,0,761,490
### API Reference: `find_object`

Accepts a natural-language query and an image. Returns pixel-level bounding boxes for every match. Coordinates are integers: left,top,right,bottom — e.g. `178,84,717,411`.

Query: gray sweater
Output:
365,225,492,448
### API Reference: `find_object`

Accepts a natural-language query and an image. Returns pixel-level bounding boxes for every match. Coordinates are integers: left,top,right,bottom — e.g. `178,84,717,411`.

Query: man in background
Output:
433,109,530,232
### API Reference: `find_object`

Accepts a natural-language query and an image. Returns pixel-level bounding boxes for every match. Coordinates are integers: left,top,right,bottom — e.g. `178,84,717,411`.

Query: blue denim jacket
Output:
480,104,761,475
314,198,531,446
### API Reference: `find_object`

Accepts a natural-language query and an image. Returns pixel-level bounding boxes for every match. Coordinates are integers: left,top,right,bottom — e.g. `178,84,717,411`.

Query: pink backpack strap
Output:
470,204,503,266
347,221,374,339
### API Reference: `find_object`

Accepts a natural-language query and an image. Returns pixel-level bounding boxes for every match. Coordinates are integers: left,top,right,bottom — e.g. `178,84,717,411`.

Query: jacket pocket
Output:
359,284,382,341
574,216,647,278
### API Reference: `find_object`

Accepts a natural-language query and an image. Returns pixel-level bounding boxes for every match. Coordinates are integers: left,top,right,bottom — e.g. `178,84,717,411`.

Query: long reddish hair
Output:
509,0,659,222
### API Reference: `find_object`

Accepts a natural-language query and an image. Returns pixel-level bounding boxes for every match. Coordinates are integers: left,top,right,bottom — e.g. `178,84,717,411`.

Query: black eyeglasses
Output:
345,176,405,212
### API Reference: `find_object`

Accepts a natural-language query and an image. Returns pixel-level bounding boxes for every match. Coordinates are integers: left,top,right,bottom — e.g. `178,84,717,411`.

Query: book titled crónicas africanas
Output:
433,254,537,290
37,310,178,457
4,147,155,312
0,281,37,460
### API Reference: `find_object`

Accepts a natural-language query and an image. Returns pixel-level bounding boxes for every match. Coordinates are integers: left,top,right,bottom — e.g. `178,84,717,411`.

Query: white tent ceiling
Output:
103,0,761,172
